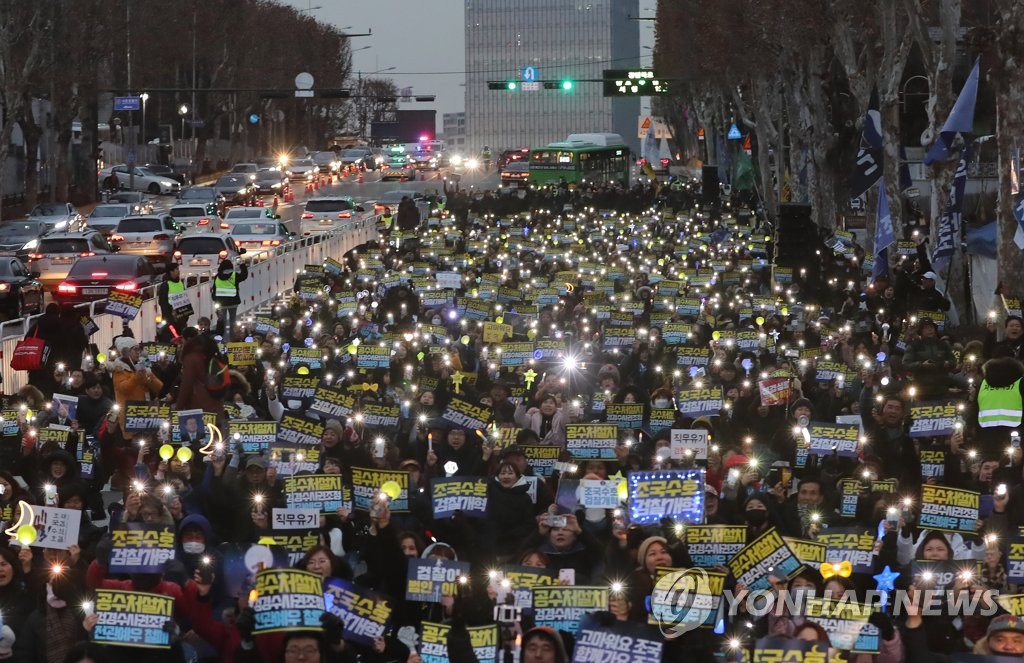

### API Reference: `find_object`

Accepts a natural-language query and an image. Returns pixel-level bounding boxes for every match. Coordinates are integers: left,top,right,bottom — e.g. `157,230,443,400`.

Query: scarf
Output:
45,605,79,663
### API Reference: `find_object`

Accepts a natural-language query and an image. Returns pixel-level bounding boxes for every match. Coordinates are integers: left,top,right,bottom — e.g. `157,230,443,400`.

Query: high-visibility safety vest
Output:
167,279,191,315
978,378,1023,428
214,273,237,299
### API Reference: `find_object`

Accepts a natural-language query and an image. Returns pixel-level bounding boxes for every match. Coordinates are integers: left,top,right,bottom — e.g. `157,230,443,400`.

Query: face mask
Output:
746,510,768,526
431,317,441,325
182,541,205,555
653,399,671,409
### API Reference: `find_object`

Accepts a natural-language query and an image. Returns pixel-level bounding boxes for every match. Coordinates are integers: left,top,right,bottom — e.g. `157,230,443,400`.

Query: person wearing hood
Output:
57,483,106,563
107,335,163,437
519,626,569,663
14,558,90,663
320,418,372,470
485,461,536,561
211,258,248,341
33,450,80,505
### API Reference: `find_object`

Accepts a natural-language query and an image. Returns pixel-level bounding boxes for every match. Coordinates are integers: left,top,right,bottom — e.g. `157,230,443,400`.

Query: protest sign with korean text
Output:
670,429,709,461
323,578,392,648
919,484,979,533
230,421,278,454
252,568,326,634
93,589,175,649
406,558,471,603
351,467,409,512
565,423,619,461
109,524,176,573
727,528,803,592
684,525,747,567
574,614,663,663
606,403,644,430
807,422,860,458
420,622,498,663
675,387,723,417
532,586,609,633
628,469,705,525
284,474,344,513
815,527,877,575
431,477,488,518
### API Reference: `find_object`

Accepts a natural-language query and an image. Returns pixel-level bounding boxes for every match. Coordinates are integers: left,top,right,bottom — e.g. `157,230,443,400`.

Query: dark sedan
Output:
254,169,288,195
0,257,43,318
212,176,258,206
54,255,158,306
178,186,227,215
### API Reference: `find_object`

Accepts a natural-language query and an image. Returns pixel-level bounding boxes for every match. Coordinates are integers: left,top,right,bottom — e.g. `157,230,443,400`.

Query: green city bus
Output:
528,133,631,186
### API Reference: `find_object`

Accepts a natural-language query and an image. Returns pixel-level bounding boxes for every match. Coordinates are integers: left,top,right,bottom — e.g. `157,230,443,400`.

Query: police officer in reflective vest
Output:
212,259,248,341
157,261,192,341
975,356,1024,457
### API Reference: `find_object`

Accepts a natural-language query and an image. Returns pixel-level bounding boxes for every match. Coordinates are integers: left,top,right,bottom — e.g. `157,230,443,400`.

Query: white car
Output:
284,158,318,181
26,230,116,290
110,215,181,266
98,165,181,195
300,196,361,235
173,234,246,278
26,203,85,232
223,207,278,230
169,204,219,234
88,203,139,236
229,220,294,253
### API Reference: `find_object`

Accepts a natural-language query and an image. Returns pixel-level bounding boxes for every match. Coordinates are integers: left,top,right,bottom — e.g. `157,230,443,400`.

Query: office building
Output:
465,0,640,155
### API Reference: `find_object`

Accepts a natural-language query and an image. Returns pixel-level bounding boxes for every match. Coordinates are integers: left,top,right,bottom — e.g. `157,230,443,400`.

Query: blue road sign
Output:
127,151,136,164
727,123,742,140
114,96,141,112
522,66,538,83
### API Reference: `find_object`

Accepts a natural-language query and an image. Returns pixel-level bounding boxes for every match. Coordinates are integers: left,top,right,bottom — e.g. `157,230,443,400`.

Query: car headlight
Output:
467,158,479,169
22,239,38,250
238,188,248,194
271,182,282,188
450,155,463,166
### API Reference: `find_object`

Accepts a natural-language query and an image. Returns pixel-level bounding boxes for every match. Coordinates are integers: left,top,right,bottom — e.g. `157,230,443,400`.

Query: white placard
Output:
670,429,709,460
271,508,320,530
579,479,621,509
31,506,81,550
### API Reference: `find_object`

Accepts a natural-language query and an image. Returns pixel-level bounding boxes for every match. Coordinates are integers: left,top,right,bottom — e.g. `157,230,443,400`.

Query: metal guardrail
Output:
0,217,377,393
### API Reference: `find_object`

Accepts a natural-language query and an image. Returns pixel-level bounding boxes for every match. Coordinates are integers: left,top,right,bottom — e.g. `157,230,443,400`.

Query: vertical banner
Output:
251,568,326,634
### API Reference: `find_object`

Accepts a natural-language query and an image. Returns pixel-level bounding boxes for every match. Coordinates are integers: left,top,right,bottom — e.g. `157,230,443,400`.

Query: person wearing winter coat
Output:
107,335,163,437
902,319,956,398
972,355,1024,458
486,462,536,560
176,333,226,424
513,394,568,446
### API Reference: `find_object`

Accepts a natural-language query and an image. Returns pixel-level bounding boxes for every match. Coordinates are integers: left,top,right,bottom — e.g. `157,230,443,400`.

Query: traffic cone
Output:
313,179,319,191
272,194,279,208
285,187,294,203
256,197,264,207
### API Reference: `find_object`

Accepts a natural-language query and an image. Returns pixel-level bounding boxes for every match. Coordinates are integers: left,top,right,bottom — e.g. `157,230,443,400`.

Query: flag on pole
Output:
873,182,895,281
933,143,972,270
851,90,883,199
923,59,980,165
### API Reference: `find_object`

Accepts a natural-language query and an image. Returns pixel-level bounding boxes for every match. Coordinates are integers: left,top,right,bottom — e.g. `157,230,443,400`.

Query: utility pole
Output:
126,0,135,193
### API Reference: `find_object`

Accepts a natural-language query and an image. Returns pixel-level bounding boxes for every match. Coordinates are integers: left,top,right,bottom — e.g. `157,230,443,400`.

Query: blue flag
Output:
851,90,883,199
873,183,894,281
933,143,972,271
924,59,980,165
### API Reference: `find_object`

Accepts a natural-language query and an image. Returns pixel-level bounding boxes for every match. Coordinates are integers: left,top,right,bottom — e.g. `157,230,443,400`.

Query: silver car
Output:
98,165,181,195
110,215,181,267
173,234,245,279
169,204,219,234
87,203,137,236
26,203,85,232
300,196,358,235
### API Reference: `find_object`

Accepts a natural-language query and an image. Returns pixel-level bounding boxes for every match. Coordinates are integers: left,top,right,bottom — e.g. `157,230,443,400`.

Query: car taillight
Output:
114,282,137,292
271,239,281,246
0,284,9,292
173,251,182,259
79,252,95,257
218,250,228,259
153,234,170,240
198,218,210,226
27,253,43,261
220,222,229,229
338,211,351,218
57,283,77,294
110,234,124,242
302,212,314,219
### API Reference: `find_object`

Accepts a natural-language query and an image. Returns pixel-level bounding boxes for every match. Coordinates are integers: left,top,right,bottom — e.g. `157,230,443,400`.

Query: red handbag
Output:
10,328,49,371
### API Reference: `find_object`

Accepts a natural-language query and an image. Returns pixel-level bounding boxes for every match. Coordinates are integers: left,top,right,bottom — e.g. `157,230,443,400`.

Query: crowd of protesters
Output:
2,177,1023,663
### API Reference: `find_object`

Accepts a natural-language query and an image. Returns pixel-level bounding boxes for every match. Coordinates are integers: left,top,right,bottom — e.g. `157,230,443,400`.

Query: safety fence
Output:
0,216,378,393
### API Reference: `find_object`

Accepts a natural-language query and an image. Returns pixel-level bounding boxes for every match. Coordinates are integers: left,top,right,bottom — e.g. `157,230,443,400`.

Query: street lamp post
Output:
140,93,149,158
179,104,189,153
357,65,396,140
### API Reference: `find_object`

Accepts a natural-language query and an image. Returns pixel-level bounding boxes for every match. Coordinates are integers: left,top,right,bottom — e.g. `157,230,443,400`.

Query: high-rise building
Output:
465,0,640,156
442,112,467,151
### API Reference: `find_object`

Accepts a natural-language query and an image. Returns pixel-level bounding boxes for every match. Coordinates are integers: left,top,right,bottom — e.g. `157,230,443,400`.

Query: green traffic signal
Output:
561,80,573,91
507,81,518,91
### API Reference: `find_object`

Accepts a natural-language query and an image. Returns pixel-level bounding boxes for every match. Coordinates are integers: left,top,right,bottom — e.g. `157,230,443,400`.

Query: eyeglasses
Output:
285,646,319,658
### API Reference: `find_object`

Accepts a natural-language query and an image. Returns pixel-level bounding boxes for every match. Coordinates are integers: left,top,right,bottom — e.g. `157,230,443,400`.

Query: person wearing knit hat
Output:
520,626,568,663
789,398,813,421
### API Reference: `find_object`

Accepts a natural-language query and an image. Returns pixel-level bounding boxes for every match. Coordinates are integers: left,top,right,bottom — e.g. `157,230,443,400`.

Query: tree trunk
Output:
996,83,1024,289
880,98,905,236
